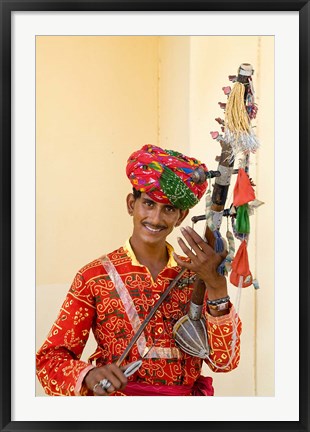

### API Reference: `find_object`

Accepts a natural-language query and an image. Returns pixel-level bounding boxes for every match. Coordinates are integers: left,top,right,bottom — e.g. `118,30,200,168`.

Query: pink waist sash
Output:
123,375,214,396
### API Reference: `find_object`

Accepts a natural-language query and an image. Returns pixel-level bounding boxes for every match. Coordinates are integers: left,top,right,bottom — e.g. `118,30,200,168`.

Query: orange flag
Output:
233,168,255,207
230,240,252,288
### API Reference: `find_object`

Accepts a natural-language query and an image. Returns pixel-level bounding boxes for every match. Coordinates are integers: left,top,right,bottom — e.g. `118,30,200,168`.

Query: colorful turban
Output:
126,144,208,210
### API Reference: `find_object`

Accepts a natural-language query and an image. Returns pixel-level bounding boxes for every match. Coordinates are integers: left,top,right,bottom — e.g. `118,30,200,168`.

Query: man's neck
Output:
129,237,169,280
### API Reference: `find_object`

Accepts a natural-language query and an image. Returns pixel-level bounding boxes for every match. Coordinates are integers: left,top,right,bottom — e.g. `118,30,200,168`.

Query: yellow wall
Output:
36,36,159,284
36,35,274,397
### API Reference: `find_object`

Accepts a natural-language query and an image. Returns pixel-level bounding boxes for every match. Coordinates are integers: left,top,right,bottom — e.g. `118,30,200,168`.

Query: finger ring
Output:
99,378,112,390
93,382,100,393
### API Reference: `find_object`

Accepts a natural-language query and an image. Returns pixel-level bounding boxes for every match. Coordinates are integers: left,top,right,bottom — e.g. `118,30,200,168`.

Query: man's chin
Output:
140,230,168,245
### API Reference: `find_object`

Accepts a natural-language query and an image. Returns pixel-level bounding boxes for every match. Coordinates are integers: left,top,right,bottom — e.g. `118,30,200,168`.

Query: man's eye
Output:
144,200,154,207
165,206,176,212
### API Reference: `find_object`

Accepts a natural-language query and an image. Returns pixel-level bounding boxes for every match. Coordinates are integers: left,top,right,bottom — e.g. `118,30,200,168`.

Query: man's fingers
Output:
92,377,119,396
93,382,110,396
182,226,228,259
109,363,128,387
172,251,193,270
89,364,128,396
180,227,210,257
103,365,127,391
177,236,199,262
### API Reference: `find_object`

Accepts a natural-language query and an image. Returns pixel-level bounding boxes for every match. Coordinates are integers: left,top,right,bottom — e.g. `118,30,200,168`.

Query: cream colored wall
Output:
36,35,274,397
157,37,194,249
36,36,159,285
254,36,275,396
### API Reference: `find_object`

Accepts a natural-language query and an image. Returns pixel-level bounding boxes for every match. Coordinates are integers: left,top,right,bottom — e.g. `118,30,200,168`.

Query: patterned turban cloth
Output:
126,144,208,210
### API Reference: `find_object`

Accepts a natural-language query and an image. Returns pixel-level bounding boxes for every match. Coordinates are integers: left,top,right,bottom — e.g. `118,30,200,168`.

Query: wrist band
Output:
208,301,230,311
207,295,230,306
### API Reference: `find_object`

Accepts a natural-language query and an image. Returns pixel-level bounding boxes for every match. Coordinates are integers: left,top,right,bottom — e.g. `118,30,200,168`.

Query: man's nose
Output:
150,207,164,226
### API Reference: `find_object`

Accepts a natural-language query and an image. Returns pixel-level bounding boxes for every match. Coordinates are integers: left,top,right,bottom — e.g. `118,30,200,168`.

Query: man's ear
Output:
175,209,189,227
126,193,136,216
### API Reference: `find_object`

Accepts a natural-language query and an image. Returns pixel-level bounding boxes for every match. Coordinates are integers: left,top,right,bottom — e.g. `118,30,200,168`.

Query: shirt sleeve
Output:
36,272,96,396
204,305,242,372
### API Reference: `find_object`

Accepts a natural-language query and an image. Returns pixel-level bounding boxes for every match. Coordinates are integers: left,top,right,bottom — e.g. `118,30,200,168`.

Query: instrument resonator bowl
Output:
172,314,210,359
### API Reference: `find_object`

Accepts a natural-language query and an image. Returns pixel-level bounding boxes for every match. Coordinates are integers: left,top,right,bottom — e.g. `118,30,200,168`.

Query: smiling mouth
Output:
143,224,166,233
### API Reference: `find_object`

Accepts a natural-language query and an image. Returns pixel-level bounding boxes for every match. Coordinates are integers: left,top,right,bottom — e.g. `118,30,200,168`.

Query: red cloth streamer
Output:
233,168,255,207
230,240,253,288
122,375,214,396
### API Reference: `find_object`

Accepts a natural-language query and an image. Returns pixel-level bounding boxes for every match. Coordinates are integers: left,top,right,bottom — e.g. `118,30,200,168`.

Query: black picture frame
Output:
1,1,309,431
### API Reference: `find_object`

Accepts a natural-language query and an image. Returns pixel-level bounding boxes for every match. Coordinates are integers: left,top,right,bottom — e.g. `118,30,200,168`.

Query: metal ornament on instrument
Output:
209,210,224,230
172,303,210,359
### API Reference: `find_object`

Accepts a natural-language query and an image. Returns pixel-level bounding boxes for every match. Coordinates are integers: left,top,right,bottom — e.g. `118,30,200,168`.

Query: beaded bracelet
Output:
206,295,230,306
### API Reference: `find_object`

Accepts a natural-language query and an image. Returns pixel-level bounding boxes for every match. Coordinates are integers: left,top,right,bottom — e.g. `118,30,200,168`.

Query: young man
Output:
36,144,242,396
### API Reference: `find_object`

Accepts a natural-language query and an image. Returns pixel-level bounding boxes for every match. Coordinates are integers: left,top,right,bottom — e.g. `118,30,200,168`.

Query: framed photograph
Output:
2,1,308,431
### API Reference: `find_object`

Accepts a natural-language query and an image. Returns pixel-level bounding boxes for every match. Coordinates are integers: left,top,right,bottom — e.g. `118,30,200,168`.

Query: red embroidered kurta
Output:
36,242,242,396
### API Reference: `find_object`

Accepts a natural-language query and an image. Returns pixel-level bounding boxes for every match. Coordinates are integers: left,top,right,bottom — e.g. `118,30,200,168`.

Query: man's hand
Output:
84,363,128,396
173,226,228,300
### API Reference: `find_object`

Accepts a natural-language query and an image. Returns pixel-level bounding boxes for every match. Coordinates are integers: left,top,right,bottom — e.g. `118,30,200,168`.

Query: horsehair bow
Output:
173,63,263,363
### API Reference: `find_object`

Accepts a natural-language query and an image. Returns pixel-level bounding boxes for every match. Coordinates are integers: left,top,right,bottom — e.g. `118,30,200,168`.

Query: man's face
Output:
127,192,189,246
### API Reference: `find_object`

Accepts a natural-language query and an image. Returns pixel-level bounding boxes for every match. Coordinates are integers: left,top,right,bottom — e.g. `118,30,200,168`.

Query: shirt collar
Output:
124,239,178,268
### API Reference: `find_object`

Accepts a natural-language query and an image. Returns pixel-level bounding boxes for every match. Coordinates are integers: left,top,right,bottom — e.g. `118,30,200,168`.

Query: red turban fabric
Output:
126,145,208,210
